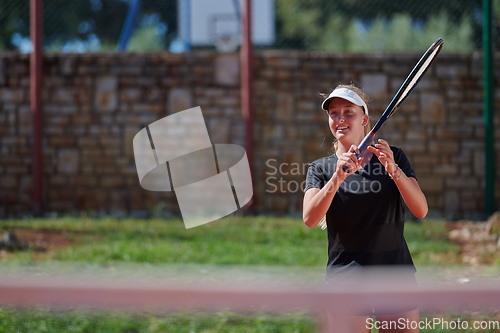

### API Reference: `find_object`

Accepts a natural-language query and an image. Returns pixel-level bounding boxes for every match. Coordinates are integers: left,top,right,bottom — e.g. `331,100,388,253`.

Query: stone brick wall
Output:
0,51,499,219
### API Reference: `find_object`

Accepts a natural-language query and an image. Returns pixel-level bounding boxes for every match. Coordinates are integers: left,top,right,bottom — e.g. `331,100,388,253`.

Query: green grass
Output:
404,219,462,266
0,216,473,332
0,216,327,266
0,307,317,333
0,216,460,267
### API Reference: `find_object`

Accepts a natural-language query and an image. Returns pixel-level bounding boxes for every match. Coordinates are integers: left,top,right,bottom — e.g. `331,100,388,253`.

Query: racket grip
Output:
342,165,350,173
340,131,375,174
341,156,357,174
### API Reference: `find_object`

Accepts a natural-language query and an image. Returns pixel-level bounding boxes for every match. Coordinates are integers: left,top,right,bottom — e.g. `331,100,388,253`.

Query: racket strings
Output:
394,45,443,111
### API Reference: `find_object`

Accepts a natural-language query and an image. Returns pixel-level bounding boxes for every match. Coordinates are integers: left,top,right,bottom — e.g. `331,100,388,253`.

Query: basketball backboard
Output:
177,0,275,50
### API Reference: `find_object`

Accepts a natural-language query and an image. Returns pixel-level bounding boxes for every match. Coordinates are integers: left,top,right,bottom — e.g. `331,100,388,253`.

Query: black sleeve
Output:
392,147,416,180
304,161,325,193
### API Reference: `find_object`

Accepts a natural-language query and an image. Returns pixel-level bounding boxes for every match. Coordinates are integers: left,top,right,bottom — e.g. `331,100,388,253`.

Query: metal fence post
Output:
30,0,43,216
483,0,495,216
240,0,254,211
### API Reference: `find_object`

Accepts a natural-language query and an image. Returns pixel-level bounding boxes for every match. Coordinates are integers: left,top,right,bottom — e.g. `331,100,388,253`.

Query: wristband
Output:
395,168,403,180
389,164,402,180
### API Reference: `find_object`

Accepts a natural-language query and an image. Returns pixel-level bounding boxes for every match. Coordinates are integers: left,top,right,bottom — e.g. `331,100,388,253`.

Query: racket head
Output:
389,38,444,118
369,38,444,136
340,39,444,175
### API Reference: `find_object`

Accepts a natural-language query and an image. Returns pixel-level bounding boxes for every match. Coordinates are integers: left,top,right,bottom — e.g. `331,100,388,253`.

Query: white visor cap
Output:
321,88,369,116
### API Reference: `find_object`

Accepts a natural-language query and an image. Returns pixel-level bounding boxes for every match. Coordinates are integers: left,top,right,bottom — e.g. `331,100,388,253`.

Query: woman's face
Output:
327,97,367,144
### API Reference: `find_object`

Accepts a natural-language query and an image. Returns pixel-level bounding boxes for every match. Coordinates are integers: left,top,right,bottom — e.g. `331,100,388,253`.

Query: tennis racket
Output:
342,38,444,174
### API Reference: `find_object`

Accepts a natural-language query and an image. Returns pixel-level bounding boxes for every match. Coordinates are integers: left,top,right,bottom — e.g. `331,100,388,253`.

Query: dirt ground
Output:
0,229,75,260
446,217,500,266
13,229,74,250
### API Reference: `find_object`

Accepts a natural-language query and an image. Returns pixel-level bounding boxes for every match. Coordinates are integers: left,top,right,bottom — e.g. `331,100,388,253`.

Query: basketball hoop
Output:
214,34,240,53
182,0,274,49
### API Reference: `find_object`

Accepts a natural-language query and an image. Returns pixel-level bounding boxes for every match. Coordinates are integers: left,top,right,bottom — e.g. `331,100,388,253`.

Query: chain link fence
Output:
275,0,494,52
0,0,177,52
0,0,498,52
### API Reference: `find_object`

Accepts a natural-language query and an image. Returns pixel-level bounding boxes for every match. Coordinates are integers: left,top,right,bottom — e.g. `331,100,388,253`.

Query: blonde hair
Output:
320,84,372,153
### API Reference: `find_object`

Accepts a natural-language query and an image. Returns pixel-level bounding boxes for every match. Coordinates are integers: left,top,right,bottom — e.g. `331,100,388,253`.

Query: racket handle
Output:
340,131,376,174
341,159,357,173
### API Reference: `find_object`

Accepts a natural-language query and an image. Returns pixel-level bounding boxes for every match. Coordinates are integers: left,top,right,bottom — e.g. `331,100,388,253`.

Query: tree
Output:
0,0,177,52
275,0,483,51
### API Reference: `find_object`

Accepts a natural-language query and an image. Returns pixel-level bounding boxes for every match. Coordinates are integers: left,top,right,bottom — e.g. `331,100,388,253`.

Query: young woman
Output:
303,84,428,333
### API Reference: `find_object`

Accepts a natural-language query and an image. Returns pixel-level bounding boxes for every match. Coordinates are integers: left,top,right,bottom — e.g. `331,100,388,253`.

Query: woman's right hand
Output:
303,145,364,228
336,145,364,177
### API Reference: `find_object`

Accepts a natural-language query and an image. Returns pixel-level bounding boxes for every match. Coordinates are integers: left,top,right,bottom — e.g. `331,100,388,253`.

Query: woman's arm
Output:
367,139,428,218
303,145,363,227
303,172,344,227
393,175,428,218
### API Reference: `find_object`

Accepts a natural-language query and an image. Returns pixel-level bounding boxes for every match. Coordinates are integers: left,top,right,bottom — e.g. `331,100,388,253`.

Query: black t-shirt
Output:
304,146,416,271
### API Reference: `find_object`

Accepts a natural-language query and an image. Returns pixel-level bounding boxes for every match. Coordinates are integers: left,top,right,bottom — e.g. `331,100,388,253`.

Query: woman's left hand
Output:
367,139,397,175
368,138,428,218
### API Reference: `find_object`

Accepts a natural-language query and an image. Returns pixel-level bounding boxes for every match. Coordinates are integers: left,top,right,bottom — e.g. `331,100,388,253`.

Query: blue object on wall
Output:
116,0,143,51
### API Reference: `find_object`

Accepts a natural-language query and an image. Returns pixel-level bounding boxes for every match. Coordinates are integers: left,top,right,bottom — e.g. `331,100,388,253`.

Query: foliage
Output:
0,0,489,52
342,13,474,52
275,0,481,52
0,0,176,52
128,25,166,52
0,0,29,51
0,216,462,267
0,307,317,333
0,216,328,267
